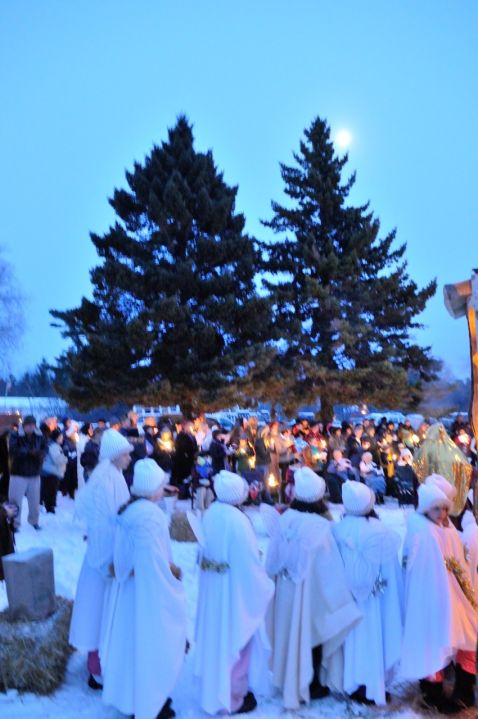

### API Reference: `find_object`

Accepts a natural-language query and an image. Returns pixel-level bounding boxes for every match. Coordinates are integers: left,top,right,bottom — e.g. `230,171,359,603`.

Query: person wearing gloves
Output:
400,480,478,714
194,470,274,715
69,429,133,689
265,467,362,710
332,481,403,705
101,459,187,719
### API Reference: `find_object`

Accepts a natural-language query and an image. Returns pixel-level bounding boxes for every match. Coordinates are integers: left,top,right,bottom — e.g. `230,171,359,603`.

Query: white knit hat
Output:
417,483,450,514
294,467,326,503
99,428,134,461
131,458,167,497
425,473,457,503
342,481,375,516
214,470,248,505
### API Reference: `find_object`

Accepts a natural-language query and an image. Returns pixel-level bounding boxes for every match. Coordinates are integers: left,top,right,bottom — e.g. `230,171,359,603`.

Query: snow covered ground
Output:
0,496,462,718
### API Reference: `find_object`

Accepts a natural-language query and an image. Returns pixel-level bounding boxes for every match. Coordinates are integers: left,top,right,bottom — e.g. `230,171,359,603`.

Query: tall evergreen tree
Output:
51,117,272,414
258,116,437,421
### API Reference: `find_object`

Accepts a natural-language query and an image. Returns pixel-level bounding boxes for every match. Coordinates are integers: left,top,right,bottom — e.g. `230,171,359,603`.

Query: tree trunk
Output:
319,393,334,428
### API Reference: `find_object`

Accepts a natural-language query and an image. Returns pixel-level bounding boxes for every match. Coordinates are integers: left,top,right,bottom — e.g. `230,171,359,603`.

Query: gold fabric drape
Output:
413,423,472,516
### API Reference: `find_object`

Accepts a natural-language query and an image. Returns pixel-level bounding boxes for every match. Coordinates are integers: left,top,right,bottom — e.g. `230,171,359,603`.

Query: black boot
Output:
88,673,103,690
309,644,330,699
156,698,175,719
349,685,375,706
419,680,460,715
235,691,257,714
452,664,476,708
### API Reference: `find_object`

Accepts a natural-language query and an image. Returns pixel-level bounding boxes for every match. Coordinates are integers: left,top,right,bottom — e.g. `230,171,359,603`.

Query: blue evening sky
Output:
1,1,477,380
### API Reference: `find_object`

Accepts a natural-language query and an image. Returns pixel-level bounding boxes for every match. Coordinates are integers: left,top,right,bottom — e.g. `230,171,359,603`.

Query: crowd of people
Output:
0,410,476,531
1,409,477,719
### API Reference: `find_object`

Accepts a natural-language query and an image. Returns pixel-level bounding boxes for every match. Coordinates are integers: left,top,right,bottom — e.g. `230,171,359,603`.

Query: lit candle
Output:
267,473,279,489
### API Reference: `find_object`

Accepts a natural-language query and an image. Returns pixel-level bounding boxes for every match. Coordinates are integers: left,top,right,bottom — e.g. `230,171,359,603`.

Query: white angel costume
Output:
332,482,403,704
69,430,132,654
101,460,187,719
401,483,478,680
263,469,362,709
193,471,274,715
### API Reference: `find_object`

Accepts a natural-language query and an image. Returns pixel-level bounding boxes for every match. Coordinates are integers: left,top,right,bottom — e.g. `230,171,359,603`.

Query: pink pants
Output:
230,640,253,713
87,650,102,676
427,650,477,681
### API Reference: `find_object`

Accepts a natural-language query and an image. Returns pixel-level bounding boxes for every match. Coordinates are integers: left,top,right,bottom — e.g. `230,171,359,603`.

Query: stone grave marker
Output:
2,547,56,621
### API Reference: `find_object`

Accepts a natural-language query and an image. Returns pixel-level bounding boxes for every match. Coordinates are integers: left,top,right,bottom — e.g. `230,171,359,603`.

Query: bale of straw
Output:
169,510,197,542
0,596,73,695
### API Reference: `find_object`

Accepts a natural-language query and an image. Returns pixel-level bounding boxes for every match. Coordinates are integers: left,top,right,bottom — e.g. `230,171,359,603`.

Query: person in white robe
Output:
264,467,362,710
194,470,274,715
69,428,133,688
101,458,187,719
461,489,478,594
401,480,478,713
332,481,403,705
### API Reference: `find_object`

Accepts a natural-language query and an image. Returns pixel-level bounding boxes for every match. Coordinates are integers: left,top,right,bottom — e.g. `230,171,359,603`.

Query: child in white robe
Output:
401,480,478,713
332,481,403,705
265,467,362,710
101,458,187,719
69,428,133,688
194,470,274,715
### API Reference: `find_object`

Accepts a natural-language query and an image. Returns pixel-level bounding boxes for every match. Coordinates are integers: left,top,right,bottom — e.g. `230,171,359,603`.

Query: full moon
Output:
335,129,352,149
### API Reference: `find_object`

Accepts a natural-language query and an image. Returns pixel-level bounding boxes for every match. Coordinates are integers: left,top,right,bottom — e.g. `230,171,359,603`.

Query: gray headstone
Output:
2,548,56,621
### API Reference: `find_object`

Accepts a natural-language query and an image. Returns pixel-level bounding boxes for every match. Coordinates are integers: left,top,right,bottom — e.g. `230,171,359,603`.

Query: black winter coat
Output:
9,430,47,477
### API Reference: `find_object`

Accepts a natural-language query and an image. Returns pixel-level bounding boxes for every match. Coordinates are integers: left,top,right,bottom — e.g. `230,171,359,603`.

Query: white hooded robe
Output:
101,498,187,719
194,501,274,715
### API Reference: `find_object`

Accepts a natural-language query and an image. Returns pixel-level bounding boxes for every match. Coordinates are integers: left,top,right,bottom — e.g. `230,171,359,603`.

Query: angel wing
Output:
260,502,281,538
261,504,287,578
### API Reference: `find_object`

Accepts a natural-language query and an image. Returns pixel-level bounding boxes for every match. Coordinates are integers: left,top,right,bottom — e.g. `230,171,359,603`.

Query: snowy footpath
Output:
0,496,465,718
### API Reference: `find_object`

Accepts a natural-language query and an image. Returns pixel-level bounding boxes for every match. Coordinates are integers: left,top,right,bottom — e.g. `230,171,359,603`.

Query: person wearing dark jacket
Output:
0,429,11,500
80,428,103,481
171,421,198,498
120,411,147,486
209,430,227,475
62,420,79,499
8,415,47,530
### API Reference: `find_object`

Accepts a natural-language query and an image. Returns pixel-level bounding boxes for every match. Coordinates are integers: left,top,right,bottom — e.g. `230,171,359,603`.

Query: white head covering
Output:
131,458,167,497
342,480,375,516
99,428,134,461
293,467,325,502
417,483,450,514
399,448,413,463
214,470,248,505
425,473,457,502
